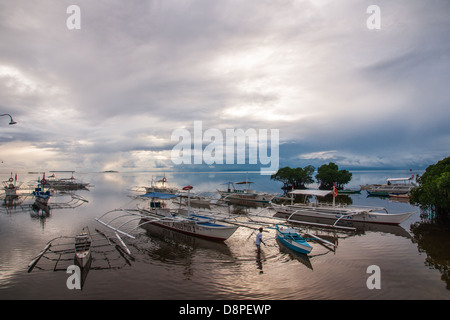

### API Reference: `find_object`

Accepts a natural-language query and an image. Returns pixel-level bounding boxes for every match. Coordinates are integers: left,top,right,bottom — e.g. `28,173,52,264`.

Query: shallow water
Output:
0,170,449,300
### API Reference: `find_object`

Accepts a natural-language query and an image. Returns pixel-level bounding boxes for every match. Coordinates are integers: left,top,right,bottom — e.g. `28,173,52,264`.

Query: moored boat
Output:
218,176,274,203
75,227,92,268
46,172,89,190
275,225,312,254
272,189,415,225
97,185,237,242
144,176,178,194
32,175,51,205
2,173,21,197
365,176,416,197
139,187,238,241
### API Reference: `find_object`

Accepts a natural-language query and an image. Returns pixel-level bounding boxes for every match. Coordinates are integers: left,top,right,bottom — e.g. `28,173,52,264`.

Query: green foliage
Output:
410,156,450,215
315,162,352,190
270,165,315,189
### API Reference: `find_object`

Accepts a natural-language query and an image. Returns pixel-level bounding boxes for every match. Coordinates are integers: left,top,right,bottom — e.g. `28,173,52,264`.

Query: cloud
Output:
0,0,449,172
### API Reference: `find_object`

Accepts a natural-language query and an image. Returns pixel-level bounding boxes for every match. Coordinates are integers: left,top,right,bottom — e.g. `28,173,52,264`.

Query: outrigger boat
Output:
218,175,274,204
365,176,416,197
75,226,92,268
28,228,133,290
272,189,415,226
275,225,313,254
2,173,22,197
32,174,51,205
46,172,89,190
139,186,238,241
144,176,178,194
96,186,239,242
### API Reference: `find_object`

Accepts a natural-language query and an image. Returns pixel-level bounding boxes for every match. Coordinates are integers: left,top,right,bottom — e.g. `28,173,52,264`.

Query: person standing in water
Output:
255,227,265,252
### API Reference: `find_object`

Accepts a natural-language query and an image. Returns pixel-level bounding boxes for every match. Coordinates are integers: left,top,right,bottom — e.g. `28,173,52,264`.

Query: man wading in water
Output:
255,228,265,252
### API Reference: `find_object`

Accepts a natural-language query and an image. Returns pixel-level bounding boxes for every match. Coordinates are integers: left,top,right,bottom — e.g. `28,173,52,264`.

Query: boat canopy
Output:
289,189,332,197
140,192,179,199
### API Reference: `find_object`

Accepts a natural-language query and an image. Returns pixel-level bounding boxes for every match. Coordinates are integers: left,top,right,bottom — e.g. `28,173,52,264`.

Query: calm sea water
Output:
0,170,449,300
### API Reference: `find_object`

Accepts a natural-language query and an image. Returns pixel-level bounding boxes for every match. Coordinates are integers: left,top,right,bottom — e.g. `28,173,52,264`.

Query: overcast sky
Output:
0,0,449,173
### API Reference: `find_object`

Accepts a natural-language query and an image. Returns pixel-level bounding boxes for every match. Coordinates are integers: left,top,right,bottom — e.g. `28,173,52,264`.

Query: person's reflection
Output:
256,249,264,274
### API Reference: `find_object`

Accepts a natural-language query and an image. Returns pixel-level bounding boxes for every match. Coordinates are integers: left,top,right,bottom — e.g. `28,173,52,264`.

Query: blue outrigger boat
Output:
275,225,313,255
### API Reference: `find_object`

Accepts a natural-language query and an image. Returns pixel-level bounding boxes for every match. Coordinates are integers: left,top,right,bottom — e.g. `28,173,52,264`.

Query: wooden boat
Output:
275,225,312,254
97,186,239,242
75,227,92,268
32,175,51,205
389,193,410,199
139,187,238,241
2,173,22,197
218,176,274,203
140,210,239,241
144,176,178,194
46,172,89,190
272,189,415,225
365,176,416,197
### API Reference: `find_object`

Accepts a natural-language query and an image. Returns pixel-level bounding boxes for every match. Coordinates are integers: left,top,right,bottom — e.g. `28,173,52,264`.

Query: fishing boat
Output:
272,189,415,225
75,227,92,268
218,176,274,203
275,225,313,254
144,176,178,194
365,176,416,197
46,172,89,190
139,186,238,241
96,186,239,242
32,175,51,205
2,173,22,197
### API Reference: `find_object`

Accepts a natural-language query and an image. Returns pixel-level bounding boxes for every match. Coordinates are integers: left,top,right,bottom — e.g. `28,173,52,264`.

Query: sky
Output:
0,0,449,173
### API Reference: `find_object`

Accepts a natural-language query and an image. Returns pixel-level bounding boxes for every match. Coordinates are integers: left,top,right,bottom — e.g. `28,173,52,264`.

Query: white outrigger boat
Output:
272,189,415,226
96,186,238,242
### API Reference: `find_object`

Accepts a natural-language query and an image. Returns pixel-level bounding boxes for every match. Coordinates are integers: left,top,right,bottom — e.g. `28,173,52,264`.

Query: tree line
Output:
271,162,352,190
410,156,449,216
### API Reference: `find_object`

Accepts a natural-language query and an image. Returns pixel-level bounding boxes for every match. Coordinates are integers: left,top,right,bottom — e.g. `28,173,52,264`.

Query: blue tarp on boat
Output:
139,192,179,199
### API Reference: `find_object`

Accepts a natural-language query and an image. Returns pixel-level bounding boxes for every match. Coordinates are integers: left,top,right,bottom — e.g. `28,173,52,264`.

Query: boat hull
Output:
366,185,413,196
4,186,17,197
219,191,273,203
142,216,238,241
75,251,92,269
272,204,414,225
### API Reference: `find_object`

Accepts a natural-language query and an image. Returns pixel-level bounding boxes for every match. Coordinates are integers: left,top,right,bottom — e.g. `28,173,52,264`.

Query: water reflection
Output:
138,221,234,261
2,170,450,299
276,238,313,270
410,215,450,290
